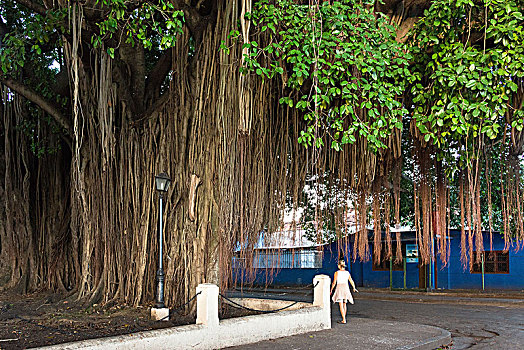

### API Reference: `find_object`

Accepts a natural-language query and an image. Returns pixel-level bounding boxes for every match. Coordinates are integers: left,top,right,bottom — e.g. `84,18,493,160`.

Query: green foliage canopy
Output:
235,0,413,152
237,0,524,235
1,0,184,71
0,0,186,155
238,0,524,169
409,0,524,173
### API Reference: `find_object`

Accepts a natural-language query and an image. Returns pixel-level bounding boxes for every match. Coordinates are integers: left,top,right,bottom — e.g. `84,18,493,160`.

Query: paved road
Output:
228,289,524,349
351,298,524,349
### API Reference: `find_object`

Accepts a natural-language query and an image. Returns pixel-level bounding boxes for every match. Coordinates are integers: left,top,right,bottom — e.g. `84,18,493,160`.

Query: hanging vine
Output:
1,0,524,305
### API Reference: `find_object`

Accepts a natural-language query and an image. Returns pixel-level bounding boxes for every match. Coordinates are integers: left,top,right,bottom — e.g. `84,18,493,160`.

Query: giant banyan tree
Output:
1,0,523,306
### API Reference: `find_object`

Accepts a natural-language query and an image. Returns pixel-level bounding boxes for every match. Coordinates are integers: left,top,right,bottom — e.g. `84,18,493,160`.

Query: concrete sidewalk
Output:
226,303,451,350
223,287,524,349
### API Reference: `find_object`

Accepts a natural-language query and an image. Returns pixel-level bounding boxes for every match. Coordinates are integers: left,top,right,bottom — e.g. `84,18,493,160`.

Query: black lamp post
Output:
155,172,171,308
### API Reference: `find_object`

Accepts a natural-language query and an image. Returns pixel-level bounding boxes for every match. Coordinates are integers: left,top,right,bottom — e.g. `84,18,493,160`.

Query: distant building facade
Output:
234,229,524,290
351,229,524,290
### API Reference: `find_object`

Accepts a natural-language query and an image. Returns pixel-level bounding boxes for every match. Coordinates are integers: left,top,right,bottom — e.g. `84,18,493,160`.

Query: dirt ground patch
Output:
0,291,254,349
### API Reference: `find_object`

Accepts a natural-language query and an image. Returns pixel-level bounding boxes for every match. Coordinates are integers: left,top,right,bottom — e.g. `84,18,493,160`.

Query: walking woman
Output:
330,260,358,324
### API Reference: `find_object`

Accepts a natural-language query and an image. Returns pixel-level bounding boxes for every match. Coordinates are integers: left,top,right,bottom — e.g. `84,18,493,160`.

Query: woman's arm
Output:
331,271,338,293
348,273,358,293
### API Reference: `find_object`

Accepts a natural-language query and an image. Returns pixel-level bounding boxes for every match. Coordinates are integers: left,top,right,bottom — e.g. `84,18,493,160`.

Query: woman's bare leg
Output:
342,302,347,323
338,302,345,322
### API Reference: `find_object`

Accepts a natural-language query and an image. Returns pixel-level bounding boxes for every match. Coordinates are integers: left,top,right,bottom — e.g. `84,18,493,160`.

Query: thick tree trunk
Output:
0,0,431,305
34,2,304,306
0,90,73,294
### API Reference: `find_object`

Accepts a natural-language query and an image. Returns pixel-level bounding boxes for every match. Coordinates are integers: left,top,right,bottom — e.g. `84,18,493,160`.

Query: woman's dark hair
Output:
338,260,346,268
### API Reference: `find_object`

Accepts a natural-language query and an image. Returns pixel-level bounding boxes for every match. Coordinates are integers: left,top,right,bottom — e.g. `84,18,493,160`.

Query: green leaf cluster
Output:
92,0,184,55
1,3,65,74
0,0,185,156
409,0,524,171
236,0,413,151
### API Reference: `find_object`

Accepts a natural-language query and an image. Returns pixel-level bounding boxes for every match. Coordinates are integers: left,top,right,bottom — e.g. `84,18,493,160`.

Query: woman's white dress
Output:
332,270,354,304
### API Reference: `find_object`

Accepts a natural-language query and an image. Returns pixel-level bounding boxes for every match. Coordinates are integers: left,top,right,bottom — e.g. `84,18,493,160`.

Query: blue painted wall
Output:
236,230,524,290
352,258,420,289
352,230,524,290
234,241,353,286
435,231,524,290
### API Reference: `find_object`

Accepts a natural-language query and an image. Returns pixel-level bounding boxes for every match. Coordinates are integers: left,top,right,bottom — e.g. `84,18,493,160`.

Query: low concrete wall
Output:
225,297,310,311
36,275,331,350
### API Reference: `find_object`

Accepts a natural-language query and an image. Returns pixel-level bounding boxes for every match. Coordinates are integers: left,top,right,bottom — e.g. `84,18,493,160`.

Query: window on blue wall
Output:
471,251,509,274
253,249,323,269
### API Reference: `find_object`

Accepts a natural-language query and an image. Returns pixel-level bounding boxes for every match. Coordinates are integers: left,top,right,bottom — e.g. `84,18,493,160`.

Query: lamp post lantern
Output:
155,172,171,309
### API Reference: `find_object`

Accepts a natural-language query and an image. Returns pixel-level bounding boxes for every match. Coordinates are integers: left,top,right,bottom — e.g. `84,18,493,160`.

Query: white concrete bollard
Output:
313,274,331,329
150,306,170,321
196,283,219,327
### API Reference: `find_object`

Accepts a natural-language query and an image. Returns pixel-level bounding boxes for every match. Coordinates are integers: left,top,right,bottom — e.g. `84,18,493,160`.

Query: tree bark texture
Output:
7,0,517,305
1,90,74,294
0,1,306,306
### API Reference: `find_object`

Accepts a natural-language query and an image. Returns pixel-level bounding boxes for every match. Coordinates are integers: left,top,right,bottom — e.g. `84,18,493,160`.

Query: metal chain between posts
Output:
219,293,300,314
158,291,202,321
219,280,321,314
158,280,321,320
234,280,320,292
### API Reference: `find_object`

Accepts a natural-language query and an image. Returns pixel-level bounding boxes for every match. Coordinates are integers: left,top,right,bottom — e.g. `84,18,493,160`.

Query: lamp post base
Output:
151,307,170,321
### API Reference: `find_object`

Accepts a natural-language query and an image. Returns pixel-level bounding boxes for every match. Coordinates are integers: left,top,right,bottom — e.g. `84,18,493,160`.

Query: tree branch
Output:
0,19,7,49
13,0,47,15
130,91,170,128
171,0,217,42
145,49,172,99
0,77,72,137
112,62,139,118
